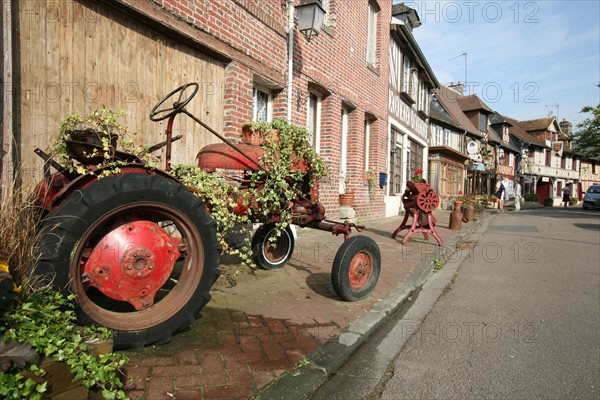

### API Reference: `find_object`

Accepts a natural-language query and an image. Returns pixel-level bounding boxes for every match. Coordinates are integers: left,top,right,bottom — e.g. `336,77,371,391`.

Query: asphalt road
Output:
310,208,600,400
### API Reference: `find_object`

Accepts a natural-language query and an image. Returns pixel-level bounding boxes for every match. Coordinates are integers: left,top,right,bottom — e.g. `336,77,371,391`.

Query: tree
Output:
572,85,600,158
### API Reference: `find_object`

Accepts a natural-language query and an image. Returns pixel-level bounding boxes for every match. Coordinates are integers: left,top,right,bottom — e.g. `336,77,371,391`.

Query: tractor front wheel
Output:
331,236,381,301
33,173,220,350
251,223,295,270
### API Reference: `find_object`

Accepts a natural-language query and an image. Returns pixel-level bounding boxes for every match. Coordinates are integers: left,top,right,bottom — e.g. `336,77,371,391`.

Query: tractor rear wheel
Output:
251,223,295,269
33,173,220,350
331,236,380,301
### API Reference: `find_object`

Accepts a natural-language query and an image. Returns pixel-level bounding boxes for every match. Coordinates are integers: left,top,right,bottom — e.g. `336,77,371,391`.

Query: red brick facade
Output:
120,0,391,220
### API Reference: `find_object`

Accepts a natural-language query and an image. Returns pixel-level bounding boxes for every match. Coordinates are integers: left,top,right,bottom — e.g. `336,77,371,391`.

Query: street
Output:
309,208,600,400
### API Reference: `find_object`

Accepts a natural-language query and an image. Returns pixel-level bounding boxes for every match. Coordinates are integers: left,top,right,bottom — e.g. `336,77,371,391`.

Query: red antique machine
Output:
32,83,381,350
391,180,443,246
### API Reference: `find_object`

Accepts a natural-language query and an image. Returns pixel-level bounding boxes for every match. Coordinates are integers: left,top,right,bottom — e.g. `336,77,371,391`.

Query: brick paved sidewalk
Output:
123,209,482,399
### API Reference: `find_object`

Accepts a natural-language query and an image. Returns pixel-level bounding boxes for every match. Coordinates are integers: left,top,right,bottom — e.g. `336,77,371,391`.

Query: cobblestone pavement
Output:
123,208,485,399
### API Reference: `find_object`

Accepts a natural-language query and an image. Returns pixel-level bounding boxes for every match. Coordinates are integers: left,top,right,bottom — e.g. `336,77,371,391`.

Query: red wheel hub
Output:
82,220,181,310
348,252,373,289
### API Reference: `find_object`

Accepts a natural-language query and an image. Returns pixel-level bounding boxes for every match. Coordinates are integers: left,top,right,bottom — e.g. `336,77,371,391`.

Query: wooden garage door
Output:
16,0,225,184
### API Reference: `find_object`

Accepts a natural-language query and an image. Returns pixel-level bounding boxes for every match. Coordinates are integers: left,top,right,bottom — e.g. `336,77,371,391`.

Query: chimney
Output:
448,81,464,95
559,118,573,136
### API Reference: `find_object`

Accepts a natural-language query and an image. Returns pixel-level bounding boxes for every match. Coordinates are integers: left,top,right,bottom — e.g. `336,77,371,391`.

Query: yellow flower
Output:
0,260,9,273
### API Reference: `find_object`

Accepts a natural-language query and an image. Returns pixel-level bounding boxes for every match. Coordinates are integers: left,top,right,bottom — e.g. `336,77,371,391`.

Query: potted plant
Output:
339,192,355,207
411,168,425,183
241,121,280,146
452,191,469,210
338,176,355,207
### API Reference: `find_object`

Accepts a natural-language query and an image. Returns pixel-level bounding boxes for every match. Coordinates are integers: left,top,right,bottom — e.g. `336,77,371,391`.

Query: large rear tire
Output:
331,236,380,301
33,173,220,350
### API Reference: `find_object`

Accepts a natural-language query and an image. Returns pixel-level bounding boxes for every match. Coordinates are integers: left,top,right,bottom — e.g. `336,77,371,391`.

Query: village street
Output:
310,208,600,400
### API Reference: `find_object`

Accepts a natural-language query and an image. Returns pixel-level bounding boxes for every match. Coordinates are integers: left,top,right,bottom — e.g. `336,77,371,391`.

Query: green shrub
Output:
569,197,578,206
543,197,554,207
524,193,539,202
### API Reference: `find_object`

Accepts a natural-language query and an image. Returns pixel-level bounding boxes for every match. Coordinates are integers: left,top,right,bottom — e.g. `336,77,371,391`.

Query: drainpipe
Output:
286,0,294,122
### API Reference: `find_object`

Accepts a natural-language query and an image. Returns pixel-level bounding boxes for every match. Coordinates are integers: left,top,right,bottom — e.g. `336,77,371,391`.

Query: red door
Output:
536,181,551,205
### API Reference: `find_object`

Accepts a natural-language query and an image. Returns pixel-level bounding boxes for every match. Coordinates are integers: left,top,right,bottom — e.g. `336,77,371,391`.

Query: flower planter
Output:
22,339,114,399
449,201,463,230
461,204,475,223
241,125,279,146
339,193,355,207
67,127,118,149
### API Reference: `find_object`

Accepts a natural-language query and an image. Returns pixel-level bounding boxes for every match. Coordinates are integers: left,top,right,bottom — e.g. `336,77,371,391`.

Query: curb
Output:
253,214,491,400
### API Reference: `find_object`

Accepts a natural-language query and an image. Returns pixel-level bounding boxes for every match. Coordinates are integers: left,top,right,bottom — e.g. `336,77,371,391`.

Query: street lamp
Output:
296,0,326,42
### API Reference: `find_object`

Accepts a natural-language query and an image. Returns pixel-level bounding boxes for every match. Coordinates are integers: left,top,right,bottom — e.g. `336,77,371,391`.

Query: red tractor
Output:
32,83,381,350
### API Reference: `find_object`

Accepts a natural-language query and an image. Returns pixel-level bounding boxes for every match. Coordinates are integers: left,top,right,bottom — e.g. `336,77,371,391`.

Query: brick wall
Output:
125,0,391,220
288,0,391,219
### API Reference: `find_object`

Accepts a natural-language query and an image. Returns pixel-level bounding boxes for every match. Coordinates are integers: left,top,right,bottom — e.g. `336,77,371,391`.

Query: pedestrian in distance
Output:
562,186,570,208
494,177,505,211
514,180,522,211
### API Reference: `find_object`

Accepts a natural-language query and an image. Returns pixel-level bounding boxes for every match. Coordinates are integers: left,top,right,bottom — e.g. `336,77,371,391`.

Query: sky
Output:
401,0,600,128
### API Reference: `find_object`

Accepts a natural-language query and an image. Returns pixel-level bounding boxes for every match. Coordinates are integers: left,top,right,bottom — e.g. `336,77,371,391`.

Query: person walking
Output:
514,180,522,211
562,186,570,208
495,177,505,211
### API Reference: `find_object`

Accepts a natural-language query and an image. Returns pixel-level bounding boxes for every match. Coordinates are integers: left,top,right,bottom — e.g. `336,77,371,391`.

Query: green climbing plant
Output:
171,118,329,268
50,108,158,177
0,289,129,400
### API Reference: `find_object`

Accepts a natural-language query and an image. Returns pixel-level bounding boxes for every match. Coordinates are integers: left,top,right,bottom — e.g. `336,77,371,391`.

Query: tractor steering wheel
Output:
149,83,199,122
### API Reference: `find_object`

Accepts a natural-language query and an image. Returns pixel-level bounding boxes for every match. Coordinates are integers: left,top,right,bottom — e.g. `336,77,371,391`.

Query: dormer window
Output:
479,113,488,132
502,125,510,143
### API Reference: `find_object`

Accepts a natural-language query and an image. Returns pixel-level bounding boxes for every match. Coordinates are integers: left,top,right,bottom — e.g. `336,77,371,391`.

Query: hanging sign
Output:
552,141,563,157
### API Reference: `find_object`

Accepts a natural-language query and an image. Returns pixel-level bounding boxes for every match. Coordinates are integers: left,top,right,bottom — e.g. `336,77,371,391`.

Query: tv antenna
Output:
545,104,559,120
448,52,467,94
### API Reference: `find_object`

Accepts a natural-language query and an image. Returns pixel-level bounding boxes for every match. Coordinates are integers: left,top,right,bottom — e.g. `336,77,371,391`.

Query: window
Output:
418,81,428,112
545,149,551,166
479,113,488,132
435,125,442,146
340,107,349,194
252,86,272,122
364,119,371,171
402,56,411,94
572,158,577,170
307,93,321,152
502,125,510,142
366,2,379,66
561,156,566,169
408,139,424,180
389,129,403,194
443,129,450,146
557,181,562,197
498,149,505,166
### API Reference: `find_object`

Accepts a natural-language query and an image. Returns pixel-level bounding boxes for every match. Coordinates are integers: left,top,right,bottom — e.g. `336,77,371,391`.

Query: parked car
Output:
582,184,600,210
